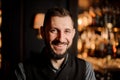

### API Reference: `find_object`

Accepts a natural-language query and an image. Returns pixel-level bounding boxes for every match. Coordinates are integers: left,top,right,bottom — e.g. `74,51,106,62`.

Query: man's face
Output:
44,16,75,57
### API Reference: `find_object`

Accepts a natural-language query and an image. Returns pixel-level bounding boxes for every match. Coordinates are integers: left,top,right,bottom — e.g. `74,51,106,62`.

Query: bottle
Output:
105,23,114,58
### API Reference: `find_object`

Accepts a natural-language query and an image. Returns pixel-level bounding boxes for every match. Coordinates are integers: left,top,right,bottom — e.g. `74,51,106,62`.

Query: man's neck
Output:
51,58,65,70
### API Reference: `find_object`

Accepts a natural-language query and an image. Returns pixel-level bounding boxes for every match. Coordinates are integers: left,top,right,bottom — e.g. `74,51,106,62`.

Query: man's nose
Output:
57,32,65,42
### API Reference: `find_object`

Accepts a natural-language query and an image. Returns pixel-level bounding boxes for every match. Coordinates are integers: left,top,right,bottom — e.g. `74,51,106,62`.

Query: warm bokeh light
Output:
78,12,92,31
106,23,113,29
78,0,92,10
33,13,45,29
33,13,45,39
113,27,119,32
77,37,82,52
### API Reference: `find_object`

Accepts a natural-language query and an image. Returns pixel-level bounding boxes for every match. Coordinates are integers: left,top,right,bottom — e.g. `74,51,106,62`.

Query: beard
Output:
48,47,68,60
45,40,69,60
45,39,69,60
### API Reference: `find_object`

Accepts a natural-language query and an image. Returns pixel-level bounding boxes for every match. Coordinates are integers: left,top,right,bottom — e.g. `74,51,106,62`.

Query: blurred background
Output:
1,0,120,80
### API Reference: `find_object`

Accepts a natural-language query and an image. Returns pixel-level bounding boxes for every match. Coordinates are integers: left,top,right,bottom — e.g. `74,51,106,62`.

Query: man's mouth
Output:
52,40,68,45
54,44,66,48
53,43,67,51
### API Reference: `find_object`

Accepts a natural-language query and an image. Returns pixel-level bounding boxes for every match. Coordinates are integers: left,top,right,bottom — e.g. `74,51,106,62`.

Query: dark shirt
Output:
12,48,96,80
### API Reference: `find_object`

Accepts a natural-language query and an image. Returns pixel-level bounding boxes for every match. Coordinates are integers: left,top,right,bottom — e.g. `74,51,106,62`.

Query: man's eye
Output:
50,29,57,33
65,30,71,33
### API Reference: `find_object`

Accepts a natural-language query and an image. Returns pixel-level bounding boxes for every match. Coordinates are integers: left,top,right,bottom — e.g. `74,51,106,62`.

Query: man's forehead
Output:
51,16,73,25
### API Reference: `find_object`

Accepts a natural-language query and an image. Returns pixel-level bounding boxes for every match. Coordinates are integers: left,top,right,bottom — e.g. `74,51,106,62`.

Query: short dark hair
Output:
43,7,74,27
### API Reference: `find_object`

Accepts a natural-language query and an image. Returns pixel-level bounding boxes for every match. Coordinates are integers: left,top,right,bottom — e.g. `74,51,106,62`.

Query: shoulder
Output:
76,58,96,80
75,57,92,65
13,62,26,80
15,60,35,74
77,57,94,69
75,57,86,64
74,57,94,70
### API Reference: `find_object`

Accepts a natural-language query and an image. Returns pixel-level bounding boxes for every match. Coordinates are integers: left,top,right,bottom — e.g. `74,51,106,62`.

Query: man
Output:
12,7,96,80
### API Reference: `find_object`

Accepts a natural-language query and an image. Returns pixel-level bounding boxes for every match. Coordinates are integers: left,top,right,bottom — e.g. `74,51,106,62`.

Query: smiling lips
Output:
54,43,67,51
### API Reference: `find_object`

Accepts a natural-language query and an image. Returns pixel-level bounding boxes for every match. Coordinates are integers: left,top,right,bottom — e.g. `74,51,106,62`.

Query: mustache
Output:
52,40,68,45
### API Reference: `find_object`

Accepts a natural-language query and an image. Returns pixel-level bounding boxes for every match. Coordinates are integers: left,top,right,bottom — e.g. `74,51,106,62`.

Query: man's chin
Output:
50,51,68,60
46,45,69,60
